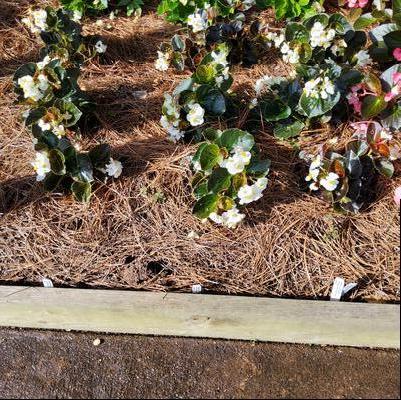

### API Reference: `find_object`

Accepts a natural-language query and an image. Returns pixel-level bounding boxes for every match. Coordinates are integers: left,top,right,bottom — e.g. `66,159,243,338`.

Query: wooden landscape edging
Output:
0,286,399,348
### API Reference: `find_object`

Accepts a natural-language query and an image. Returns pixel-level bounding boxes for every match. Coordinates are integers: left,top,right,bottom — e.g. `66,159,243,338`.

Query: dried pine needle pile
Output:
0,0,399,301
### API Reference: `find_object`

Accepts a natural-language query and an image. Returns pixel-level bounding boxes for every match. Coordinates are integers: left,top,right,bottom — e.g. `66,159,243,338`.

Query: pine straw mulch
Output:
0,0,400,301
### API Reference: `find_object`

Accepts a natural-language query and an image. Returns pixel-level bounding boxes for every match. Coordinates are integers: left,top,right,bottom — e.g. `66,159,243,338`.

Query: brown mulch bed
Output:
0,0,399,301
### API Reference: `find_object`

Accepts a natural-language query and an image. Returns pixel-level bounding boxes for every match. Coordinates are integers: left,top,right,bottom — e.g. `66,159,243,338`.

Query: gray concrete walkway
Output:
0,328,399,399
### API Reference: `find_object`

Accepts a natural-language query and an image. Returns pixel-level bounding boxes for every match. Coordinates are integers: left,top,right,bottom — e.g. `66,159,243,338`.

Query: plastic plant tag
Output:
42,278,54,288
192,284,202,293
342,282,357,296
330,277,344,301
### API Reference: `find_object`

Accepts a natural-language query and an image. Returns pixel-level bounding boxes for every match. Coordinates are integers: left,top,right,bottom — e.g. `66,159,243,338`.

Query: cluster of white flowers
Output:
22,9,48,34
155,50,170,71
36,56,54,70
31,151,51,181
186,103,205,126
17,74,50,102
103,158,123,178
254,75,276,97
160,94,185,142
280,42,300,64
304,76,335,100
237,177,268,204
305,155,340,191
309,22,335,49
95,40,107,53
330,38,347,56
211,49,230,87
208,206,245,228
38,118,66,138
219,147,251,175
187,10,208,33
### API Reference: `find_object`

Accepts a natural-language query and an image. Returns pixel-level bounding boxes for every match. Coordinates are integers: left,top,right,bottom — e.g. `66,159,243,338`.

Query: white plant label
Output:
330,277,344,301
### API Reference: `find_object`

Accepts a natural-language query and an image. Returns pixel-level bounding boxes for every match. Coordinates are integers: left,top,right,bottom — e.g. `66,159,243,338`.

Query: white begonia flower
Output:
17,74,49,102
305,167,320,182
273,34,285,48
167,126,185,142
237,177,268,205
249,98,258,109
254,75,274,97
187,10,208,33
22,9,48,34
211,50,228,67
36,56,52,70
52,124,65,138
37,74,49,91
192,160,202,172
242,0,256,10
310,22,336,49
220,148,251,175
186,103,205,126
320,172,339,191
179,0,188,4
216,76,224,86
280,42,290,54
95,40,107,53
379,129,392,140
73,10,82,22
255,177,268,191
38,119,51,132
160,115,170,129
282,49,300,64
105,158,122,178
31,151,51,181
320,77,335,99
209,212,223,224
220,207,245,228
310,154,322,171
355,50,372,67
304,77,321,98
155,51,170,71
309,182,319,191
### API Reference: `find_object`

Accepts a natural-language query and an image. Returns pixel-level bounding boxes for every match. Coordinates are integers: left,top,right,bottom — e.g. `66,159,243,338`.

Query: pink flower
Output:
394,187,401,207
347,84,373,114
347,0,369,7
393,48,401,61
350,121,369,135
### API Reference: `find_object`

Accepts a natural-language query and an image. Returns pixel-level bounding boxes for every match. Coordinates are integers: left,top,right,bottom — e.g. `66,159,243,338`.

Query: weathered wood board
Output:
0,286,399,348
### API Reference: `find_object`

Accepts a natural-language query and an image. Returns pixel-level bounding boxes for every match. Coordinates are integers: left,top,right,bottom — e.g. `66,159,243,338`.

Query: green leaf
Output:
273,120,305,139
354,13,377,30
43,172,63,192
345,150,362,179
25,108,46,126
382,104,401,130
193,193,219,218
383,30,401,49
199,143,221,170
369,23,398,46
13,63,37,82
208,167,232,193
202,89,226,115
49,149,66,175
374,158,394,177
171,34,185,52
71,181,92,202
285,23,309,43
329,13,352,34
299,90,341,118
218,129,254,151
194,181,209,199
195,64,216,84
246,158,271,176
173,78,194,96
88,144,111,168
261,99,291,122
361,95,387,119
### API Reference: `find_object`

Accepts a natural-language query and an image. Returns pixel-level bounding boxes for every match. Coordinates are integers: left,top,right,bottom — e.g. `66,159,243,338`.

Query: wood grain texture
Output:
0,286,399,348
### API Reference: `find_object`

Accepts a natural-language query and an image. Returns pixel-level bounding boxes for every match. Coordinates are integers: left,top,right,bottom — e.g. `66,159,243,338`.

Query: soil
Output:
0,0,400,301
0,328,399,399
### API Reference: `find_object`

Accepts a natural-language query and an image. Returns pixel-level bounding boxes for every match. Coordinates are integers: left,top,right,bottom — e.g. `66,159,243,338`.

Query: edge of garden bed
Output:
0,286,399,348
